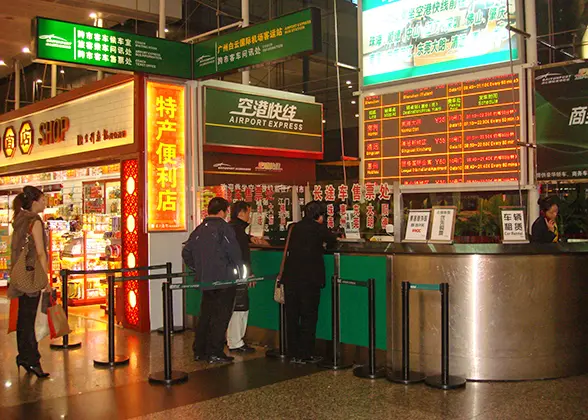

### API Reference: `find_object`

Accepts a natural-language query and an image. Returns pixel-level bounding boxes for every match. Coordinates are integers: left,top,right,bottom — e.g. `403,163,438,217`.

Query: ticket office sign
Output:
363,74,520,185
193,8,321,79
403,209,431,243
34,17,192,79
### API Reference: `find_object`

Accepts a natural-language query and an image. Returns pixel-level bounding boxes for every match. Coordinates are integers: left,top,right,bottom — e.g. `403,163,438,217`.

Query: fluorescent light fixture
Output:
322,119,326,123
351,100,356,104
22,47,31,54
0,60,6,66
60,69,65,74
164,28,169,33
355,114,359,118
346,80,351,85
36,79,42,84
89,12,98,19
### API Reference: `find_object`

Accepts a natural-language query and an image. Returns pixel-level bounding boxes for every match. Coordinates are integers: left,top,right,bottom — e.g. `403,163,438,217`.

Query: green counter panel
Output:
185,250,388,350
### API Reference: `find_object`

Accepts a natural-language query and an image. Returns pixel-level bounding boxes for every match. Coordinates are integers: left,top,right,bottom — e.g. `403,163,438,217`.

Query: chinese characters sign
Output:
193,8,321,79
362,0,518,86
500,208,527,243
146,82,186,232
429,207,456,243
364,74,520,184
535,64,588,180
34,17,191,79
204,87,323,159
403,209,431,243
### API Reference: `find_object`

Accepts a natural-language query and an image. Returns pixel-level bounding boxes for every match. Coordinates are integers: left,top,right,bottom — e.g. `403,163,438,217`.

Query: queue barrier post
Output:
93,275,130,368
266,301,288,360
157,262,185,335
319,275,353,370
149,279,189,385
424,283,466,390
353,278,386,379
50,269,82,350
387,281,426,384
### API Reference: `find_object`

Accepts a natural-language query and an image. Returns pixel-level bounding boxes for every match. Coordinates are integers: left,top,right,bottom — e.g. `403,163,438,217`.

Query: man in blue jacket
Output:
183,197,244,364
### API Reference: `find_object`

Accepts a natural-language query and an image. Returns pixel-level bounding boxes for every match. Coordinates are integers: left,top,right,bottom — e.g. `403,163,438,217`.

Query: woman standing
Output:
8,186,50,378
531,197,559,244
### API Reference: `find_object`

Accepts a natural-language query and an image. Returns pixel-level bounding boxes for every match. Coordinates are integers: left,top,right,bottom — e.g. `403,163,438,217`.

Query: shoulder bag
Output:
274,224,294,304
10,221,48,294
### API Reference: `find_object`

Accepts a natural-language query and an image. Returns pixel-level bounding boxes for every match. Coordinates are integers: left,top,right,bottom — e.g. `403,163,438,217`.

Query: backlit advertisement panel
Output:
362,0,519,86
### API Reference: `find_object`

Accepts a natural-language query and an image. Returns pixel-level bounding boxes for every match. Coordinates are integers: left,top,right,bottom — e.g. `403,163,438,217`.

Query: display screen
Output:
34,17,192,79
362,0,518,86
363,73,520,185
535,64,588,180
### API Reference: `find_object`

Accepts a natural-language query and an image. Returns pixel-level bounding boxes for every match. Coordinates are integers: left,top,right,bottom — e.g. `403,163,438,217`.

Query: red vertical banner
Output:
146,81,186,232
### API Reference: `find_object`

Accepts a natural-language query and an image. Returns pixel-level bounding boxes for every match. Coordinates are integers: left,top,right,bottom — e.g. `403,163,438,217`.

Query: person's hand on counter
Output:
250,236,270,246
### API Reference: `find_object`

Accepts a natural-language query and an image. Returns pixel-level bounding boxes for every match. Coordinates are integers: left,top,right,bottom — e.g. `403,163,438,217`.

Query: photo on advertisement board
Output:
362,0,519,86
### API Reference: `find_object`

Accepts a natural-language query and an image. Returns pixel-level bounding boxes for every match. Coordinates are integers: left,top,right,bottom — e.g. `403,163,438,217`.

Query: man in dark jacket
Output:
182,197,244,364
227,201,267,353
282,201,337,364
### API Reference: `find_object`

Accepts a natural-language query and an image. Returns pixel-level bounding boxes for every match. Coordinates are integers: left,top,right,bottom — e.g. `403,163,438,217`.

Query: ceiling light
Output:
22,47,31,54
164,28,169,33
36,79,42,84
346,80,351,85
89,12,98,19
348,85,353,89
322,119,326,123
355,114,359,118
351,100,356,104
0,60,6,66
60,69,65,74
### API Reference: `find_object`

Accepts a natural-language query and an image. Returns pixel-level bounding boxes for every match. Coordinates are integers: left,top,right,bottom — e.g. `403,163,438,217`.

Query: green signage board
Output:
33,17,192,79
204,87,323,159
193,8,321,79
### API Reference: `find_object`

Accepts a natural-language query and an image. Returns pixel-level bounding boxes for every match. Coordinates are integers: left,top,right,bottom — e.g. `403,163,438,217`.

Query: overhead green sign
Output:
204,87,323,159
33,17,192,79
193,8,322,79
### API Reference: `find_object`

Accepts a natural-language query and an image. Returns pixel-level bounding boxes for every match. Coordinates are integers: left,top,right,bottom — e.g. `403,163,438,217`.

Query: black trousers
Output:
193,287,236,357
284,282,321,359
17,294,41,366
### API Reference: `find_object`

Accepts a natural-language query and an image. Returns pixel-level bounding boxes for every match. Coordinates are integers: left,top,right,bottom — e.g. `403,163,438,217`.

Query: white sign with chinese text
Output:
344,210,361,240
248,212,266,238
429,207,457,244
403,209,430,243
500,208,528,244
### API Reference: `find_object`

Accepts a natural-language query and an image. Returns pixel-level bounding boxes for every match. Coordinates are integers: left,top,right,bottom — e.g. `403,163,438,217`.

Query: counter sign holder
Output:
500,207,529,244
429,207,457,245
403,209,431,243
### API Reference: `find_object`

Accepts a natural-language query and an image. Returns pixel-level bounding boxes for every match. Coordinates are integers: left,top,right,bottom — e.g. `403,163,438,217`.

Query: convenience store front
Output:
0,75,151,332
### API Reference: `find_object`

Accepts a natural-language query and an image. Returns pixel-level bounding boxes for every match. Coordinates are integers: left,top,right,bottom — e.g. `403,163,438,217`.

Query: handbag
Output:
274,224,294,304
47,296,71,339
9,221,48,294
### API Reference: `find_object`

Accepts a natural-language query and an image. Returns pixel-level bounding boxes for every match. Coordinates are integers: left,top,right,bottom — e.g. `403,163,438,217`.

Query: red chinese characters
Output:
325,185,336,202
313,185,323,201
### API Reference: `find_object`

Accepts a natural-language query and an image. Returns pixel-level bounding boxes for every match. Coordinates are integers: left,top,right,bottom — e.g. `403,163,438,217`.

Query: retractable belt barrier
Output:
51,264,168,351
387,282,466,390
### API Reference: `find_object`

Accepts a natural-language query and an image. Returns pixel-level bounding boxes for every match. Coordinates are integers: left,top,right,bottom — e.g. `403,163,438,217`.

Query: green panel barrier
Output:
185,270,201,317
248,250,283,330
339,255,387,350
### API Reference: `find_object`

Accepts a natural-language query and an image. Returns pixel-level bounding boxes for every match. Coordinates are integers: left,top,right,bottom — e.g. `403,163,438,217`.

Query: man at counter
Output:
282,201,337,364
227,201,268,354
531,197,559,243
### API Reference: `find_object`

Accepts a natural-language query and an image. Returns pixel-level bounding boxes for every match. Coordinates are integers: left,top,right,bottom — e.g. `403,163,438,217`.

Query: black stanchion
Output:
387,281,426,384
266,302,288,360
94,275,130,368
319,275,353,370
354,278,385,379
50,269,82,350
425,283,466,390
149,281,189,385
157,262,185,335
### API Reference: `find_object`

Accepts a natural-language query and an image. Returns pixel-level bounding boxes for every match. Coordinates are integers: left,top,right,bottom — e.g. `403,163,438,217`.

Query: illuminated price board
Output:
363,74,520,185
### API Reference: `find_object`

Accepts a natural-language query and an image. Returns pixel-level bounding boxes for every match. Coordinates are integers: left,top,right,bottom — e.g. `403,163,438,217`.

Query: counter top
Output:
252,241,588,255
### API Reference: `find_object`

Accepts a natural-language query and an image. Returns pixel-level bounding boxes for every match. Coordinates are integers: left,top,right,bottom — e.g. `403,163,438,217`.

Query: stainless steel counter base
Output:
388,253,588,381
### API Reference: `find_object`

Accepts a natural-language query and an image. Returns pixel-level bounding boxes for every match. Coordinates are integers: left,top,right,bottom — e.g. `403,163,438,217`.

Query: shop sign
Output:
361,0,519,86
193,8,321,79
403,209,430,243
146,81,186,232
500,207,528,244
535,63,588,180
429,206,456,244
0,82,134,168
204,87,323,158
34,17,192,79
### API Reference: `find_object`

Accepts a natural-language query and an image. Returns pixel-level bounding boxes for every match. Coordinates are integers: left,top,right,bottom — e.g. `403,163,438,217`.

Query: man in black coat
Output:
227,201,268,353
282,201,337,364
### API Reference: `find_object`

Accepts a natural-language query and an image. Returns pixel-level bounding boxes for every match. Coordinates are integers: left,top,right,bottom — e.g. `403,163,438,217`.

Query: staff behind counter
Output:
531,197,559,244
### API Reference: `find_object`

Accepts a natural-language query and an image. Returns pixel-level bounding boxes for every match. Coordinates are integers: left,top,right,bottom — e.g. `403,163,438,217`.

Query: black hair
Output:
538,196,557,215
231,201,251,221
208,197,230,215
13,186,43,219
303,201,325,221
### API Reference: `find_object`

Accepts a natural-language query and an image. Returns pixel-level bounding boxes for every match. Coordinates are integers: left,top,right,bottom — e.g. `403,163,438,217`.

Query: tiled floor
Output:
1,296,588,419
